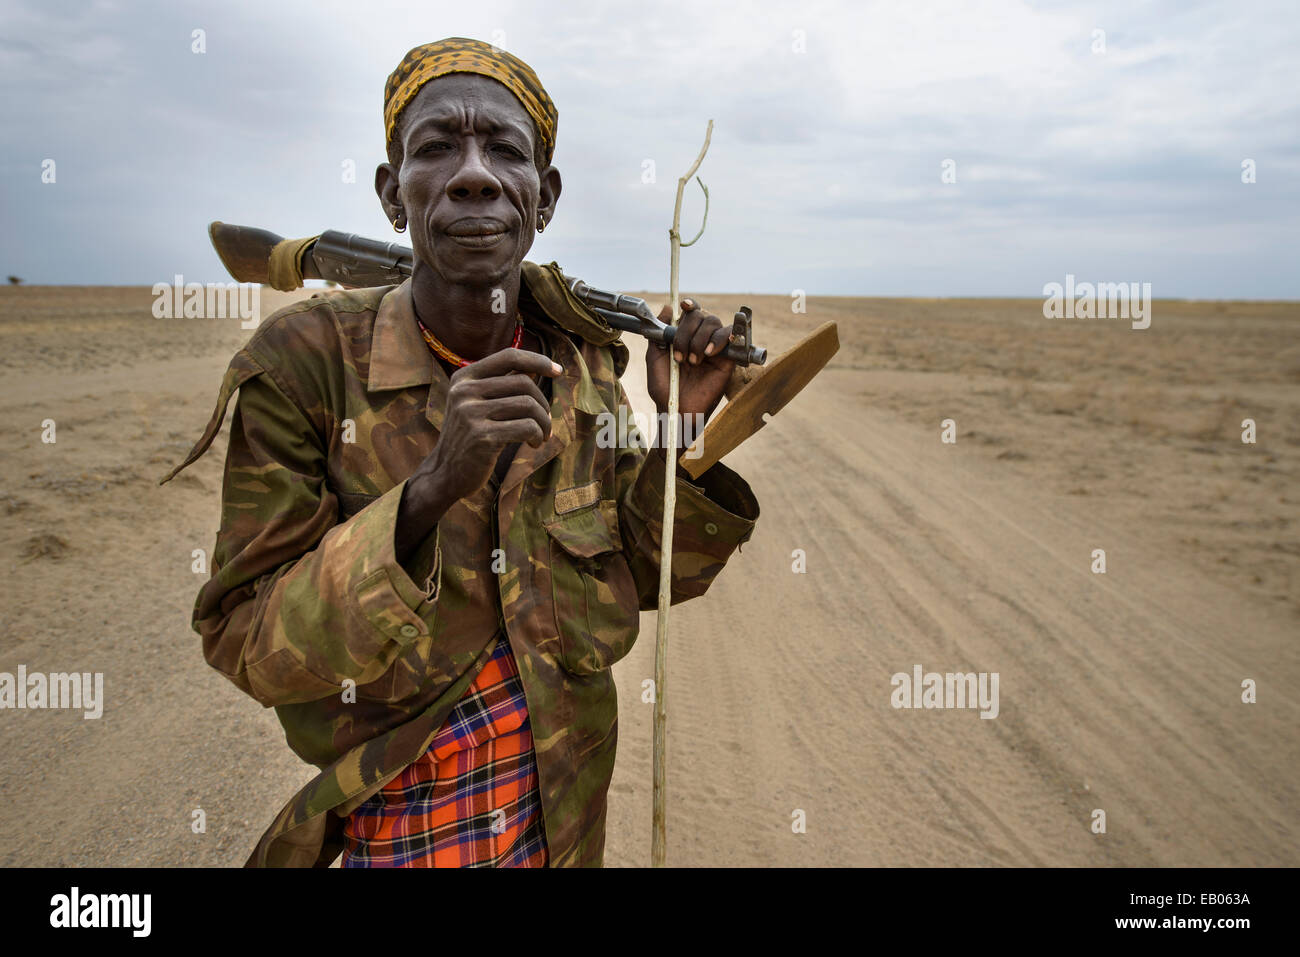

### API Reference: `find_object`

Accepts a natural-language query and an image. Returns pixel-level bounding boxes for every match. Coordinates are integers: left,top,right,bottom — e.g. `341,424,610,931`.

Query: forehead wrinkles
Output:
403,78,533,142
411,106,530,141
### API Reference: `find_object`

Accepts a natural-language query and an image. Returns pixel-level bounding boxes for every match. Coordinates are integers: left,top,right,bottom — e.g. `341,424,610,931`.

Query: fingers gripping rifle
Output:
563,280,765,367
207,221,767,367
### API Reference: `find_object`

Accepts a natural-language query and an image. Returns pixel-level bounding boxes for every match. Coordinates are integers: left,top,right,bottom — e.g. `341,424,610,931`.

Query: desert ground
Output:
0,283,1296,866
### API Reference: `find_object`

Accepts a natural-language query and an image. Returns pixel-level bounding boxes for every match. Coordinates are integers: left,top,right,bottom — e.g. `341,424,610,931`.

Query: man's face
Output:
382,74,556,289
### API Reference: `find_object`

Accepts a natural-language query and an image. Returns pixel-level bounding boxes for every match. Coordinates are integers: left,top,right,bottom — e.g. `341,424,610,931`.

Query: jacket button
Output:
704,522,718,536
399,624,419,639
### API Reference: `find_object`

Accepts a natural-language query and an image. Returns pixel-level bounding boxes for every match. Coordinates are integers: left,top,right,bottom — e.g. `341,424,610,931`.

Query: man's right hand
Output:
395,348,561,563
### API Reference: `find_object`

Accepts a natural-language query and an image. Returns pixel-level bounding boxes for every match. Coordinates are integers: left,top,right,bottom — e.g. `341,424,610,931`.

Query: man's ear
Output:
537,166,562,226
375,162,402,223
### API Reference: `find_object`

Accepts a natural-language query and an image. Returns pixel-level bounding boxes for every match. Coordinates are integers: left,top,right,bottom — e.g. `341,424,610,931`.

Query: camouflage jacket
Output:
162,265,759,867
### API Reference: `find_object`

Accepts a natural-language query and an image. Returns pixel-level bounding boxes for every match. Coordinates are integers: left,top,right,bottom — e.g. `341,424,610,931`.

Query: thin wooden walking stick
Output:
652,119,713,868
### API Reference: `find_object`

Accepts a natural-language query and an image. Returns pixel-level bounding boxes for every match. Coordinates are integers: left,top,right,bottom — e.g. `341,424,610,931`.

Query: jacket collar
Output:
368,280,436,392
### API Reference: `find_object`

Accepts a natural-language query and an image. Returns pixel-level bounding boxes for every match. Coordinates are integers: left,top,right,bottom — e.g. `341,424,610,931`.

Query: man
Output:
163,37,759,867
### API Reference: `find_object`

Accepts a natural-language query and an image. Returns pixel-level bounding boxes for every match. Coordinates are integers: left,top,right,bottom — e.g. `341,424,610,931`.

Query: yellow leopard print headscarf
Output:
384,37,558,166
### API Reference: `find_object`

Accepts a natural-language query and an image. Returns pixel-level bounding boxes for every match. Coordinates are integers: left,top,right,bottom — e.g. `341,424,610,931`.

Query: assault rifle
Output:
206,221,766,366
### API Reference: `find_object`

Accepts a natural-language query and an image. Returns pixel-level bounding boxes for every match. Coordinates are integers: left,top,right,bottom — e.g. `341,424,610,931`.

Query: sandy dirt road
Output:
0,286,1296,866
608,355,1298,867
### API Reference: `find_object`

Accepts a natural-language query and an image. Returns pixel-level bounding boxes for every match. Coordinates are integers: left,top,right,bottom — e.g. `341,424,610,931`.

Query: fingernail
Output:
674,351,683,362
704,343,715,356
690,354,699,365
551,361,562,373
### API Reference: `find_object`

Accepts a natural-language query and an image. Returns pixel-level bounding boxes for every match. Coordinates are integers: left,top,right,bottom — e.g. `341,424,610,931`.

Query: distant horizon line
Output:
1,282,1297,305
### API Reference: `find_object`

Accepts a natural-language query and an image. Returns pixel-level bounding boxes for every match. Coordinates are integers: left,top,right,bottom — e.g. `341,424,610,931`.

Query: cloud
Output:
1,0,1296,297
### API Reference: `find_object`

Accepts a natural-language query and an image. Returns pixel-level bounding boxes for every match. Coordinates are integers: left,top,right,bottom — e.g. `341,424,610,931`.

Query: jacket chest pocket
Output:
544,499,639,674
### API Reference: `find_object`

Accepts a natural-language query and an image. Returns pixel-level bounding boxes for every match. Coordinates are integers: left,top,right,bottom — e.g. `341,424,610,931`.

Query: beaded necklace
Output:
416,314,524,368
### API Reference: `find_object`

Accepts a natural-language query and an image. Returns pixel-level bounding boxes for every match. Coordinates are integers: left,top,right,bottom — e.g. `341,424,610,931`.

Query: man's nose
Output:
445,140,501,199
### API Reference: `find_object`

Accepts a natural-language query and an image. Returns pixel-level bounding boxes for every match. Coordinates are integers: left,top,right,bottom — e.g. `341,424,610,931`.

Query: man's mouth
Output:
444,217,510,248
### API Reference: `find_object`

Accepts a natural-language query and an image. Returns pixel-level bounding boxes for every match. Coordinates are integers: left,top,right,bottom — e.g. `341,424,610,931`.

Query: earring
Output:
394,213,406,233
536,215,546,233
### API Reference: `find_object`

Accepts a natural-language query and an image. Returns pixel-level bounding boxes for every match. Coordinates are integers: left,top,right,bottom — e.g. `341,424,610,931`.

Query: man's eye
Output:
492,143,525,158
417,141,450,155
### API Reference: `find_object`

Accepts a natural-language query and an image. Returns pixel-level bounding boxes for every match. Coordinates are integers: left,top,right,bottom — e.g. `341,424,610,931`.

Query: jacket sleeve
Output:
613,379,760,609
188,357,443,708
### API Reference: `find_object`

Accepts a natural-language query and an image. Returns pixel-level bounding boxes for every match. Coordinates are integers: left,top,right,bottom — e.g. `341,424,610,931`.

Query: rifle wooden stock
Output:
208,222,313,284
209,221,409,288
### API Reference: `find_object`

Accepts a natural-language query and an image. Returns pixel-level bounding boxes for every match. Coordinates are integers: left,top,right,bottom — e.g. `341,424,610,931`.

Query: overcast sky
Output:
3,0,1297,297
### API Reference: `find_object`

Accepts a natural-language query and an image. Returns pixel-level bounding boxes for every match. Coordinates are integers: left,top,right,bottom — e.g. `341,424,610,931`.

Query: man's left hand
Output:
646,298,735,424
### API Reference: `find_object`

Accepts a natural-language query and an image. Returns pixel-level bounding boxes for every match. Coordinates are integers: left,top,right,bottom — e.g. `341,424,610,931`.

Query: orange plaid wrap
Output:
341,635,547,868
384,37,559,165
